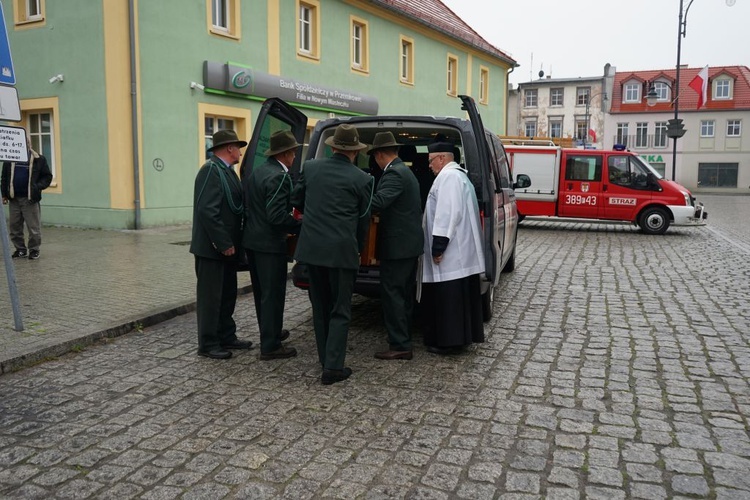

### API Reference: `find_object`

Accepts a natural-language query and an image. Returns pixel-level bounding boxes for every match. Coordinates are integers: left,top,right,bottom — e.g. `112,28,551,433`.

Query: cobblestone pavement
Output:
1,195,749,499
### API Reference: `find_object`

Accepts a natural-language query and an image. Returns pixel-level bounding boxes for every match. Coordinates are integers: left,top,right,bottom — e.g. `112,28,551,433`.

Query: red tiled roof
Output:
610,66,750,113
368,0,516,66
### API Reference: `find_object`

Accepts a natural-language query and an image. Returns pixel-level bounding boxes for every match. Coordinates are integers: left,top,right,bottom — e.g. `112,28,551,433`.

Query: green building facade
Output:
3,0,516,229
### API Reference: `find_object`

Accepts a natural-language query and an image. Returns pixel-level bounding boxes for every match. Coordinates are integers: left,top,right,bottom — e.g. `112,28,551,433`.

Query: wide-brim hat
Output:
264,130,302,156
208,129,247,152
367,131,402,155
324,124,368,151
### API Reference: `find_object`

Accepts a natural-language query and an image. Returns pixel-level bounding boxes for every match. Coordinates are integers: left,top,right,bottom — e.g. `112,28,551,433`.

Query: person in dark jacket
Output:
1,145,53,260
190,130,254,360
368,132,424,360
291,124,373,385
242,130,302,360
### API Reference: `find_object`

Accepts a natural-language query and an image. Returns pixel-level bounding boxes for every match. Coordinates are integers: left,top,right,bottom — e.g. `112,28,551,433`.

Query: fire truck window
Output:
608,156,631,186
565,155,602,182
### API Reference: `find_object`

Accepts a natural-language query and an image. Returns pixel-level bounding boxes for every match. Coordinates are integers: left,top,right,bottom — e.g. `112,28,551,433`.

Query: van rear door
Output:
460,95,497,284
239,97,308,180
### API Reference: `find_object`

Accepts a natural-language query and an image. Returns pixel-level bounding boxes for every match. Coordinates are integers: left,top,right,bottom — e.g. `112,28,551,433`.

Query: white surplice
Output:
421,162,485,283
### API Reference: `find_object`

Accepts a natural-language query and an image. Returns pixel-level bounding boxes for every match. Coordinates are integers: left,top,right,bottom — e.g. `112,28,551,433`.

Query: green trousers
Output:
307,265,356,370
380,257,418,351
194,256,238,351
246,249,288,354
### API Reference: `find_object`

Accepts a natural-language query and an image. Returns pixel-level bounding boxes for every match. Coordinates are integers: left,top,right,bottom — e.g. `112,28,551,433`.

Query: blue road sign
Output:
0,3,15,86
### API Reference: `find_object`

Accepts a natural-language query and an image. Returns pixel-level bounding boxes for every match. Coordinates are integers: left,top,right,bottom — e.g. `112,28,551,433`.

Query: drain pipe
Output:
128,0,141,229
506,66,516,136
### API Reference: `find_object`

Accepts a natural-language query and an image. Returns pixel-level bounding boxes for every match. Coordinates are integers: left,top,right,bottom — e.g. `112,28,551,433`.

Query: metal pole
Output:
672,0,685,181
1,208,24,331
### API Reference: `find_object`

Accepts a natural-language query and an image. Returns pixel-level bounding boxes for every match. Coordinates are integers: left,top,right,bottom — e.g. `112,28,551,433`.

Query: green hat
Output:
264,130,301,156
324,124,368,151
208,129,247,152
367,131,402,155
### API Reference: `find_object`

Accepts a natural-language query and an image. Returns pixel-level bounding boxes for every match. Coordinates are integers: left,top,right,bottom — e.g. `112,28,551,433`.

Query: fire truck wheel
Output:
639,207,670,235
481,284,494,322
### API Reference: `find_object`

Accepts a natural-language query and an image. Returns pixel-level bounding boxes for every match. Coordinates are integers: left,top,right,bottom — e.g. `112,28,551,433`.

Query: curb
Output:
0,284,253,375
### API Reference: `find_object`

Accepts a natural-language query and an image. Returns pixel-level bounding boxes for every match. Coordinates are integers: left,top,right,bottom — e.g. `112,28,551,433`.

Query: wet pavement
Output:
0,194,749,499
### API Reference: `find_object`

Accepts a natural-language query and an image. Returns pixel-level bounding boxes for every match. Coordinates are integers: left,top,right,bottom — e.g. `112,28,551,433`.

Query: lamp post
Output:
583,91,606,149
658,0,735,181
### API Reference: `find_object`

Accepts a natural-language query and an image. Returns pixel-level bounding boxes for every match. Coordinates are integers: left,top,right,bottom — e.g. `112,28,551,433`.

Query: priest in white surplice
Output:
420,142,485,354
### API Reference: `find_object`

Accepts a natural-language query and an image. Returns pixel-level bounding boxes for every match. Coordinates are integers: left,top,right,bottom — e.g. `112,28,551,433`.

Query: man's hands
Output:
2,197,7,205
222,246,236,257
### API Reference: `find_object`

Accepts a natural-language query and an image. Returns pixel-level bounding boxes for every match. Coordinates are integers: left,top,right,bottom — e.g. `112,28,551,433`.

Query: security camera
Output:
48,74,64,84
190,81,204,91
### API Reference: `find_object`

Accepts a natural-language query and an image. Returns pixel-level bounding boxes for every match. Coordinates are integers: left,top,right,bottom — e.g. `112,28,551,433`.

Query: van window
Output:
489,134,511,189
565,155,602,182
608,155,651,189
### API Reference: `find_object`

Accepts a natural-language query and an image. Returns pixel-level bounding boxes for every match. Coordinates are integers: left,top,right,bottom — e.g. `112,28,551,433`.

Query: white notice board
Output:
0,125,28,163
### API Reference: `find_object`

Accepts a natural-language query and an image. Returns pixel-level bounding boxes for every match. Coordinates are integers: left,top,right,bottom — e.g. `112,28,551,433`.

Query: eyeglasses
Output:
428,154,445,164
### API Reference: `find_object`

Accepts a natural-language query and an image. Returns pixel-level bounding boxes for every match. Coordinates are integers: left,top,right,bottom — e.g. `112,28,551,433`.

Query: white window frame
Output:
13,0,45,26
524,120,537,138
726,119,741,137
524,89,538,107
700,120,715,138
447,54,458,96
550,88,563,106
211,0,229,31
296,0,319,60
399,36,414,84
479,66,489,104
654,81,670,102
654,122,668,148
635,122,649,148
714,79,732,100
20,97,61,192
577,87,590,106
624,83,640,103
575,120,587,141
549,119,562,138
616,123,629,145
350,17,369,73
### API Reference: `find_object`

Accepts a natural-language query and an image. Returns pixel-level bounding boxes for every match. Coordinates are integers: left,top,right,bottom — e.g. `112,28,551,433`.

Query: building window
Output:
550,88,564,106
649,162,666,177
297,1,320,59
698,163,738,188
479,66,489,104
624,83,640,103
20,97,61,192
726,119,741,137
208,0,240,39
616,123,629,145
635,122,648,148
577,87,590,106
447,54,458,96
654,122,668,148
524,89,537,107
13,0,45,26
654,81,670,102
351,17,369,72
549,119,562,138
715,79,731,99
399,36,414,84
524,120,537,138
204,117,236,154
575,119,587,141
700,120,715,138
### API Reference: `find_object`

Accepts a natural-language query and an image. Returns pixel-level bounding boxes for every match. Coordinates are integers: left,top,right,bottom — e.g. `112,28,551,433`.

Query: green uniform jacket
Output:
242,158,301,254
190,158,244,261
292,153,373,270
371,158,424,260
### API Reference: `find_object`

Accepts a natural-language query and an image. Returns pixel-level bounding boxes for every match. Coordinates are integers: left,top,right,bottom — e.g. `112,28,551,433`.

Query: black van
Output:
239,96,531,321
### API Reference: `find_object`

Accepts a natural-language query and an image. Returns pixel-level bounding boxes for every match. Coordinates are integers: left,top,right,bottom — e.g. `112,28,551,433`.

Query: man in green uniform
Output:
190,130,254,360
243,130,301,360
368,132,424,360
292,124,373,385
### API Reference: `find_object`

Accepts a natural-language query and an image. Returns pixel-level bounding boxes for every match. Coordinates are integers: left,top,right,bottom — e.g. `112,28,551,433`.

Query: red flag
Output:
588,129,597,142
688,65,709,109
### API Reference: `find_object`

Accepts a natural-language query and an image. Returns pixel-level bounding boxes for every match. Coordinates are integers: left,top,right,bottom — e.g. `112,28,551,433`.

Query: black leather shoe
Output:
280,329,290,341
221,339,254,350
259,345,298,360
198,349,232,360
375,350,413,360
321,367,352,385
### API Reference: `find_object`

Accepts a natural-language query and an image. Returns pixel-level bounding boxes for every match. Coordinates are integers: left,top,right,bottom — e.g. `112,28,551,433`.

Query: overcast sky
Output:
440,0,749,86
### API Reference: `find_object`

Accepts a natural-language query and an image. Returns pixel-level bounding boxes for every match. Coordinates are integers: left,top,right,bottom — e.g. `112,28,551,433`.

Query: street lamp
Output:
583,91,607,149
661,0,735,181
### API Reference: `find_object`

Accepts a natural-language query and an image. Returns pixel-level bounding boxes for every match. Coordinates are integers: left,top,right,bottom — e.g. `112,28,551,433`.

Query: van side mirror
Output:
514,174,531,190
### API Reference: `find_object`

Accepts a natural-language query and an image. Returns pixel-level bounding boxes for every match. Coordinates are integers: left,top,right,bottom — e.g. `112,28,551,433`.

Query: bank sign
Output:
203,61,378,115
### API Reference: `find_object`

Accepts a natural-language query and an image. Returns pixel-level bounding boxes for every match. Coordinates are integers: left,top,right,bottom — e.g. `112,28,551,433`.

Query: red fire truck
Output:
503,141,707,234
